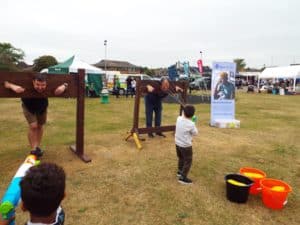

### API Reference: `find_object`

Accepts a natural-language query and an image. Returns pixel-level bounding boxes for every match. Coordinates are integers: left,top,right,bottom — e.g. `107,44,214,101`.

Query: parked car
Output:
189,77,211,91
259,85,273,93
295,84,300,94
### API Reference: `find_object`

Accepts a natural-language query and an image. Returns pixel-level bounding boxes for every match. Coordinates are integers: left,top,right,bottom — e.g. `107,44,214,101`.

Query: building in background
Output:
94,59,141,74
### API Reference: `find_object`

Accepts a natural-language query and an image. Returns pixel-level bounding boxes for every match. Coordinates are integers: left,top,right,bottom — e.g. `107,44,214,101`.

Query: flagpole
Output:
200,51,203,76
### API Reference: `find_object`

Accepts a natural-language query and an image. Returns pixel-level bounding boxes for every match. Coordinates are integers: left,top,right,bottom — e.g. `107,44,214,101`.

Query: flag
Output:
197,59,203,73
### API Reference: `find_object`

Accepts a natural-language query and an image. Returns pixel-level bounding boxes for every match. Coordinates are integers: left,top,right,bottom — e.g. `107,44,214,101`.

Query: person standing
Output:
144,77,182,138
131,78,136,96
175,104,198,185
4,73,68,154
113,76,121,98
125,76,132,98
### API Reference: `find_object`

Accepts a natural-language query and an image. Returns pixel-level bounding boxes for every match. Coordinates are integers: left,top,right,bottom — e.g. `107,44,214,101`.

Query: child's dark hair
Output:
183,104,195,118
33,73,47,82
20,163,66,217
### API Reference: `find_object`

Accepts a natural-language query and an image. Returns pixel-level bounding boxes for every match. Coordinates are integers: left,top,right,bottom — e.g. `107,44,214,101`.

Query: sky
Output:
1,0,300,68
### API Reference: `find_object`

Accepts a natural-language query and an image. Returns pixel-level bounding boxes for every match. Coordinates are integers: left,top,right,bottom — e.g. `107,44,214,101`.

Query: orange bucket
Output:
260,178,292,210
239,167,266,194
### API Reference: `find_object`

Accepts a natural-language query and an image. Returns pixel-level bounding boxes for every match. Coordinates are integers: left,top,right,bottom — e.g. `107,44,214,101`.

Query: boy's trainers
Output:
30,147,44,159
176,171,182,177
178,176,193,185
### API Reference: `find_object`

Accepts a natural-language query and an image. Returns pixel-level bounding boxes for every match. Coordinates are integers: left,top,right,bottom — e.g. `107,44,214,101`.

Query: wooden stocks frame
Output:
0,69,91,163
125,79,188,150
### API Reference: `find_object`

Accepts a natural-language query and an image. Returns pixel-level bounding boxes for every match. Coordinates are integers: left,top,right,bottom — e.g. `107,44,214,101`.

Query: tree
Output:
0,42,25,71
33,55,58,72
233,58,246,72
140,67,155,76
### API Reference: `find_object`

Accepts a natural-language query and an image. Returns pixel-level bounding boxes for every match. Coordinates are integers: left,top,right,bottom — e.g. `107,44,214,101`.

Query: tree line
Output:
0,42,57,72
1,42,261,74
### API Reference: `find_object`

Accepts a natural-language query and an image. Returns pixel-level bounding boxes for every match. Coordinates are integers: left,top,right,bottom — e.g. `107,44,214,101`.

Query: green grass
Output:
0,91,299,225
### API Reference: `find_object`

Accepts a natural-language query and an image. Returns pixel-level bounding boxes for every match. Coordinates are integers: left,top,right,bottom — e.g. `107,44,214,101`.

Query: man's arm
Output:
214,83,220,99
4,81,25,94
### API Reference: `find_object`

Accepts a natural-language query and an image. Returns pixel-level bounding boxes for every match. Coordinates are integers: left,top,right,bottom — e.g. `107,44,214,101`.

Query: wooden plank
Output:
0,71,77,98
138,80,187,94
133,78,141,130
137,126,176,134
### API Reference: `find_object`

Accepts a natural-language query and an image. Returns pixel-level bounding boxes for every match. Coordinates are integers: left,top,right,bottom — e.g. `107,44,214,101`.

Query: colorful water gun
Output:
0,150,42,225
192,115,197,123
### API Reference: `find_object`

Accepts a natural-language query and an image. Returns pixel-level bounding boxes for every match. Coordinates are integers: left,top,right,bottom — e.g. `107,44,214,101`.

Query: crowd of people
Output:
112,75,136,98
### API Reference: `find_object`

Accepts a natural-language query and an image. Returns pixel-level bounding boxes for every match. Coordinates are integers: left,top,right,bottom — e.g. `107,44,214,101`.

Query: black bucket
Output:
225,174,253,203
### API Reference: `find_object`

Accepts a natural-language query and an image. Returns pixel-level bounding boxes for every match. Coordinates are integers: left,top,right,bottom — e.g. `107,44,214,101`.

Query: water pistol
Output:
192,115,197,123
0,153,41,225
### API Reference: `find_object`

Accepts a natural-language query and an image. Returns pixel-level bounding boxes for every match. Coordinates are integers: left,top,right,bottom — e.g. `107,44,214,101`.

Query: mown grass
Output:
0,91,299,225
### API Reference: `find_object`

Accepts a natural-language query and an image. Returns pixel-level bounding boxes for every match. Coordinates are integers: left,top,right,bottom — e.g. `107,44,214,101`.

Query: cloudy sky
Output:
1,0,299,68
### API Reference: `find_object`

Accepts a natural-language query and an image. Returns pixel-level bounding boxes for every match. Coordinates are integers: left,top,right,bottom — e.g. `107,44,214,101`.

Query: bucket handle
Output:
267,191,289,207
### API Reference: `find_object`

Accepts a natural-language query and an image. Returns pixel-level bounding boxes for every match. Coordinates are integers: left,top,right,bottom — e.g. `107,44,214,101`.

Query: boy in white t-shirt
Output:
175,105,198,185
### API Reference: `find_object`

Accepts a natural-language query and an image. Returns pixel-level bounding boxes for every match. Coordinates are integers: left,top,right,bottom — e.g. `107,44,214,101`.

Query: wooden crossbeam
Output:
0,72,77,98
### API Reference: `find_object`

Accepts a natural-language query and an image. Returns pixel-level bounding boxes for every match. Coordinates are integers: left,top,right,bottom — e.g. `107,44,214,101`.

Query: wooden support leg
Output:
125,132,143,150
69,145,91,163
125,132,133,141
133,133,142,150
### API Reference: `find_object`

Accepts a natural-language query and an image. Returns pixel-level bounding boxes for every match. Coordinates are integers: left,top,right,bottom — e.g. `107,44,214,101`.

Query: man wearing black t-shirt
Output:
4,74,67,153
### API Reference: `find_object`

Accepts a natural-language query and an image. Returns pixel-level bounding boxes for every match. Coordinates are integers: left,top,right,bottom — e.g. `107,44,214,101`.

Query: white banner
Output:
210,62,236,126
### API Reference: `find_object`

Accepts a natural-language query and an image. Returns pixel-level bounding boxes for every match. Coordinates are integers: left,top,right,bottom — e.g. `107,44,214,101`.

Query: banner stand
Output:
210,62,240,128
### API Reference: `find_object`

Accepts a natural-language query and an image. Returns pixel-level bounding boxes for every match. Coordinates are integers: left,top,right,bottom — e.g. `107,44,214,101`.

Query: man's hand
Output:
175,86,183,92
54,83,68,96
146,85,154,93
4,81,25,94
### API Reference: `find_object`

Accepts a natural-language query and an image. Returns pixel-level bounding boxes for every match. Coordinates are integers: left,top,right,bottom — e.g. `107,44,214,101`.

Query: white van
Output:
106,73,153,95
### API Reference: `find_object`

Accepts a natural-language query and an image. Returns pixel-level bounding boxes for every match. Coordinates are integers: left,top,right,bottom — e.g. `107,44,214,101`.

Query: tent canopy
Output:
238,71,261,77
259,66,300,79
48,56,104,96
48,55,104,74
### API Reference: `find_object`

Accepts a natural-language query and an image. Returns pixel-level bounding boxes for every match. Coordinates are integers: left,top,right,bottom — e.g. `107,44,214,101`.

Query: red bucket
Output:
239,167,266,195
260,178,292,210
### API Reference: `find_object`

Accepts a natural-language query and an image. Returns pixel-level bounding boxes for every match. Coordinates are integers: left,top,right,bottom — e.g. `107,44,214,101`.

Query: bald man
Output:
144,77,182,138
213,72,235,100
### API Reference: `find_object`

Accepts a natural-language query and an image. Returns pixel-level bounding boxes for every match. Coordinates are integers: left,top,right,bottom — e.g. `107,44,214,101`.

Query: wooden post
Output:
70,69,91,162
132,78,141,132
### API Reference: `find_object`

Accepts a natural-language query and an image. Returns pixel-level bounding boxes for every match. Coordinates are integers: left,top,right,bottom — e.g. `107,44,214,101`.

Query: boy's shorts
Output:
22,104,47,125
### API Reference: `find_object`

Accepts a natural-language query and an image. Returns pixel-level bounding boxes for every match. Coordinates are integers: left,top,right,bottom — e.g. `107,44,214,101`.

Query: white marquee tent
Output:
258,65,300,91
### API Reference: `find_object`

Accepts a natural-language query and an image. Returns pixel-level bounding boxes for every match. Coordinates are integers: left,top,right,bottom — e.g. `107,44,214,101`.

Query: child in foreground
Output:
0,162,66,225
175,104,198,185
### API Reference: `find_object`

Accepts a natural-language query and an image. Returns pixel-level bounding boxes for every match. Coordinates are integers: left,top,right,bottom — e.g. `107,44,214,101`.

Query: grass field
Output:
0,91,299,225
